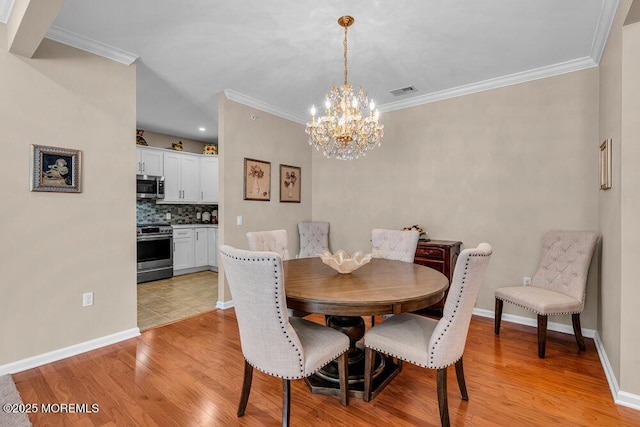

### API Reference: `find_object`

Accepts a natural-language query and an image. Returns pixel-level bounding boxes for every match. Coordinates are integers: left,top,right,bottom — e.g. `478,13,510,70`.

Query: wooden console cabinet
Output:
414,239,462,314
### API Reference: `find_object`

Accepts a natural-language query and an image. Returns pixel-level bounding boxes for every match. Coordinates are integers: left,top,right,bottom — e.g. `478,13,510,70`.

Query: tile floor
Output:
137,271,218,330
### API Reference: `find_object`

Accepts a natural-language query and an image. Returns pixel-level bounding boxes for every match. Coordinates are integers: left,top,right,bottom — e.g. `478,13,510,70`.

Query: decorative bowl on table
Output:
320,250,372,274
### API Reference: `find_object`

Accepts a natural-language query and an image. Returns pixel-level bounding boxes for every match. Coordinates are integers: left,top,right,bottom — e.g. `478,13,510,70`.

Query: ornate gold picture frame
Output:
30,145,82,193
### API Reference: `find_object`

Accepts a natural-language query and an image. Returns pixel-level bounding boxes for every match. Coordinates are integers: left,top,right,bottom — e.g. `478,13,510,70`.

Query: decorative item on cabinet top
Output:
171,141,183,151
203,144,218,155
402,224,428,241
136,129,148,146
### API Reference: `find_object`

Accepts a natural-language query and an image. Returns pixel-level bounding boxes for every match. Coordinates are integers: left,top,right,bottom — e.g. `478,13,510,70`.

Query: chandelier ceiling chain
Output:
305,16,384,161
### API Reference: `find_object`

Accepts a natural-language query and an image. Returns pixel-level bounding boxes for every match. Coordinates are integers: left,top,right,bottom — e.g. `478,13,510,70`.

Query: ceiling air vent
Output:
390,86,418,96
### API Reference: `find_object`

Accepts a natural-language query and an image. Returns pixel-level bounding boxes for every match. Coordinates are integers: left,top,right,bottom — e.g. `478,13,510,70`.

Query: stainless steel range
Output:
137,223,173,283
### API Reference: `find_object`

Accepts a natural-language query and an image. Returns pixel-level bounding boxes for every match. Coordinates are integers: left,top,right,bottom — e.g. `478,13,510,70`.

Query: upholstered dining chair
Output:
219,245,349,427
494,230,598,358
363,243,492,427
246,229,290,260
371,228,420,263
297,221,330,258
370,228,420,325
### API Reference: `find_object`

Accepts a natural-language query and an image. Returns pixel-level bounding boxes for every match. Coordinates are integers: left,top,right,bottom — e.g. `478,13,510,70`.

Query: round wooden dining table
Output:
284,256,449,399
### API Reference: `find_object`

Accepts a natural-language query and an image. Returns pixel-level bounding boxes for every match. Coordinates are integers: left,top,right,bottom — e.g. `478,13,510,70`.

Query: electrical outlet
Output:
237,216,243,226
83,292,94,307
523,277,532,286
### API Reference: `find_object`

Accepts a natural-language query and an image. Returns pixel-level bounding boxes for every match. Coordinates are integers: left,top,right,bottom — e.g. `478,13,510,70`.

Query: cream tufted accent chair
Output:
371,228,420,263
297,221,330,258
220,245,349,427
370,228,420,325
494,230,598,358
363,243,492,427
246,229,290,260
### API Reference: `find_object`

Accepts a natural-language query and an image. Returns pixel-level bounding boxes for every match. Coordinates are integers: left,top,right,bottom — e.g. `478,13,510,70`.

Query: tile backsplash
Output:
137,199,218,224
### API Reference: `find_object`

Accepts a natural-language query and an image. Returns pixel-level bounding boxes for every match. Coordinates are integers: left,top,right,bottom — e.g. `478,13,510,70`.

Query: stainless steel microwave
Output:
136,175,165,199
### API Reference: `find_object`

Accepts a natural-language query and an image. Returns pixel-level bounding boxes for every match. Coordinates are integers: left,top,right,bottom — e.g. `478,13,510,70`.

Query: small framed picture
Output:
30,145,82,193
599,139,612,190
280,164,301,203
244,158,271,201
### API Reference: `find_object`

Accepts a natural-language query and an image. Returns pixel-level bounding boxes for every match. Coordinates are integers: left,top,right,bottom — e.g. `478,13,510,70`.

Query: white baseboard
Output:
473,308,640,411
0,327,140,376
216,300,234,310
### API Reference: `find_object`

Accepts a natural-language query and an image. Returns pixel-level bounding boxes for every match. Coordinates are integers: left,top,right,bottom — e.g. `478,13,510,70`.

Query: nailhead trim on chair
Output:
222,248,349,380
494,297,581,316
366,251,491,370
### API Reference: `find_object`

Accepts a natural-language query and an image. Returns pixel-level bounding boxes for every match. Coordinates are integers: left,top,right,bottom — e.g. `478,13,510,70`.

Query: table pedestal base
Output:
304,315,401,399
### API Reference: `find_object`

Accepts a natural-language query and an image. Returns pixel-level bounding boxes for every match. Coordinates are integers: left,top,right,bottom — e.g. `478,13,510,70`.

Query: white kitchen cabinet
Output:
136,146,164,176
199,156,219,203
163,152,200,203
173,225,218,275
173,228,194,271
194,227,209,267
207,227,218,268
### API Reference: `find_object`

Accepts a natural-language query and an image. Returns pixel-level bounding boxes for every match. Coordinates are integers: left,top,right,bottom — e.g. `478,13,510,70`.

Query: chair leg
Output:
494,298,503,335
572,313,586,352
436,367,450,427
338,351,349,406
537,314,548,358
363,347,375,402
237,360,253,417
282,379,291,427
454,358,468,401
371,315,376,327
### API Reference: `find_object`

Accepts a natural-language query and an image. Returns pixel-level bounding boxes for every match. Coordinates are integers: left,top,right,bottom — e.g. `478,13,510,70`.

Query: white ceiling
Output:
4,0,619,142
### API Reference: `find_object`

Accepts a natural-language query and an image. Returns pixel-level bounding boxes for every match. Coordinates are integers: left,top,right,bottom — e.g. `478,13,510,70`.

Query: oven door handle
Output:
137,235,172,242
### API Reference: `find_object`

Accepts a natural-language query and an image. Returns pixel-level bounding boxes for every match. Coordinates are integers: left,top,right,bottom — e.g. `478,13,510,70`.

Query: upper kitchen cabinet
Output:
163,151,200,203
200,156,219,203
136,146,164,176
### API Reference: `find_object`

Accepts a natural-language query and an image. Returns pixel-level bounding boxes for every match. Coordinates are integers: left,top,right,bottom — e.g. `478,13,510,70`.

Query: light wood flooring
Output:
137,271,218,330
13,311,640,426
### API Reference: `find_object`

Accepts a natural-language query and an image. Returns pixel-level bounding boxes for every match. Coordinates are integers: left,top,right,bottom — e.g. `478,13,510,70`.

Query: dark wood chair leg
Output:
454,358,468,401
363,347,375,402
572,313,586,352
494,298,503,335
237,360,253,417
537,314,548,358
338,351,349,406
437,367,450,427
282,379,290,427
371,315,376,327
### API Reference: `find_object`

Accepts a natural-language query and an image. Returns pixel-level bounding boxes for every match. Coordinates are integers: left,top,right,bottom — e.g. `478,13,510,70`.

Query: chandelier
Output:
305,16,384,160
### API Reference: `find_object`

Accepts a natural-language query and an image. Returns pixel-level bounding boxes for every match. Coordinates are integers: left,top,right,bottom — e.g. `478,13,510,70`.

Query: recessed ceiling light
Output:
198,127,206,132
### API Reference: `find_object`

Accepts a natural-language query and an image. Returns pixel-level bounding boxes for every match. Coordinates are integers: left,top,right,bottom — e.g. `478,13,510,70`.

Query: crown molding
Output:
378,56,598,113
0,0,15,24
591,0,620,64
45,25,138,65
224,89,307,125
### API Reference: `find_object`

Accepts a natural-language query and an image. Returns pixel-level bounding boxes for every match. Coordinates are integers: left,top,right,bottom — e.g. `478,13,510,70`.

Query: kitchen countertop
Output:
172,224,218,228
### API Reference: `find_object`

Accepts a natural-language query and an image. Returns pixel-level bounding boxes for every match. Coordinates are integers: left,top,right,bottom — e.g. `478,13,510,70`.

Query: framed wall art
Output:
30,145,82,193
599,138,612,190
244,158,271,201
279,164,301,203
